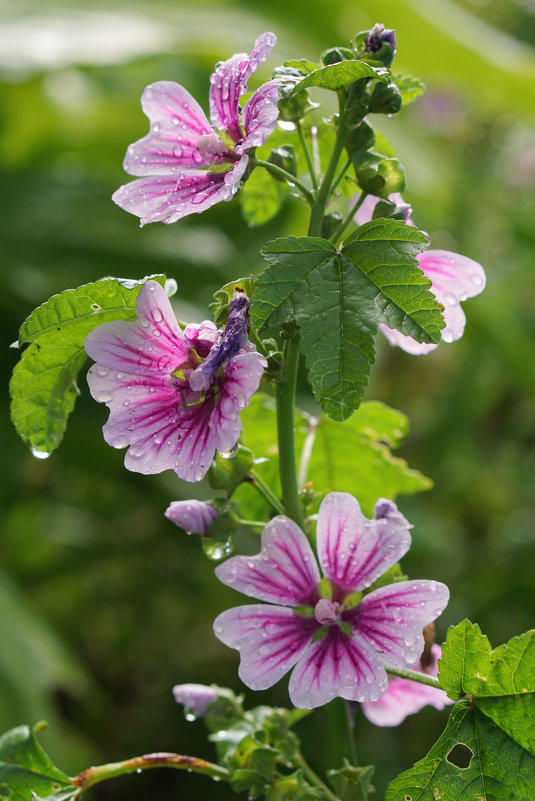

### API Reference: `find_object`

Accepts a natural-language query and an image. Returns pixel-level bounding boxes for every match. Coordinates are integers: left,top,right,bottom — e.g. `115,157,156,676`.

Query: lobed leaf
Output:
251,222,443,420
393,74,426,105
10,275,166,456
385,701,535,801
240,167,286,227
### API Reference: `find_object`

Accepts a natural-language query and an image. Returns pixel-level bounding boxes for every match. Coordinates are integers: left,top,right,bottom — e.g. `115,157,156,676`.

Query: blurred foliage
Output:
1,1,534,800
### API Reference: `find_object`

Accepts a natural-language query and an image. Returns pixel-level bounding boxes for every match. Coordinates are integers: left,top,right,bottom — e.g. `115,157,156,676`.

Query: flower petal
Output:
380,249,486,354
354,193,413,227
211,349,266,454
362,644,451,726
112,156,247,226
316,493,412,596
354,580,450,670
172,683,217,716
236,79,281,155
215,516,320,606
213,604,316,690
289,626,388,708
209,32,277,141
165,500,218,535
123,81,213,174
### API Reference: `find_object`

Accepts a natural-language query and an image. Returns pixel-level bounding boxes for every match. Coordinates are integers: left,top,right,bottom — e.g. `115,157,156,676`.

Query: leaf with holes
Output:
385,701,535,801
251,222,444,420
439,621,535,754
0,722,79,801
9,275,166,456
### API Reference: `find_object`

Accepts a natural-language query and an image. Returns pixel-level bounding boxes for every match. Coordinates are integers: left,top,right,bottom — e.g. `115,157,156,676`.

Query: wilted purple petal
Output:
316,493,411,597
354,581,450,670
215,516,321,606
165,500,218,535
112,156,248,226
214,604,316,691
209,32,277,142
366,24,396,55
362,644,451,726
173,683,218,716
288,627,388,708
211,349,266,454
236,79,281,155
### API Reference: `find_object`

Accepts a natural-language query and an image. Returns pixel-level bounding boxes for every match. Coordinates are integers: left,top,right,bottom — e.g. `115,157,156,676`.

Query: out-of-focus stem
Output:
276,336,304,527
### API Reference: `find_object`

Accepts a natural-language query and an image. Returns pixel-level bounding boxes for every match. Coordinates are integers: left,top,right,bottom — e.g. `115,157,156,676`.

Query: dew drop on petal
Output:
470,273,483,287
442,331,454,343
444,292,457,306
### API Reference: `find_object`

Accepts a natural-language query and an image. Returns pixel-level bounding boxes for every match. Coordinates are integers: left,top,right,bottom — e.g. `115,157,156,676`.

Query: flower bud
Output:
344,120,376,155
165,500,218,535
352,152,406,197
320,46,354,66
267,145,297,180
173,683,218,718
368,81,402,114
321,212,343,239
365,23,396,68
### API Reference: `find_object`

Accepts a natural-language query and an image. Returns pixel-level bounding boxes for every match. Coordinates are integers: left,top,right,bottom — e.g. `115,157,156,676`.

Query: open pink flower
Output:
213,493,449,709
355,194,486,354
362,644,451,726
112,33,280,225
85,281,265,482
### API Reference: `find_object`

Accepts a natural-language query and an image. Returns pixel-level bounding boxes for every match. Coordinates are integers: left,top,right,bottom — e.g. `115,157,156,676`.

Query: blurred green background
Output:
1,0,534,798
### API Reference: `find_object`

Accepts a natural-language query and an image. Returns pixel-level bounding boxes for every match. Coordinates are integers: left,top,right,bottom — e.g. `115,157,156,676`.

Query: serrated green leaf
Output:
439,621,535,754
288,60,386,96
386,701,535,801
10,275,166,455
394,74,426,106
251,222,443,420
0,724,77,801
240,168,285,227
209,277,256,325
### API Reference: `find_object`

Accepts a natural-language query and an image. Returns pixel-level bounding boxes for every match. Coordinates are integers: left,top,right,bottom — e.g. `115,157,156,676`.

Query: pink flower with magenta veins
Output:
213,492,449,709
112,32,280,226
355,194,486,354
362,643,451,726
85,281,265,482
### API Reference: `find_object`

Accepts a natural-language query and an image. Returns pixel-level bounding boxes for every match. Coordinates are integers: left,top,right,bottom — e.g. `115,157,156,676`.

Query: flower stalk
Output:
276,336,305,527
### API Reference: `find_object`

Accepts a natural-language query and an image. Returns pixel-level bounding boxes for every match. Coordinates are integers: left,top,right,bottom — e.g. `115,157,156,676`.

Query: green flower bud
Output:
278,89,314,123
320,46,354,66
344,119,376,155
352,152,406,197
368,81,402,114
267,145,297,180
321,212,343,239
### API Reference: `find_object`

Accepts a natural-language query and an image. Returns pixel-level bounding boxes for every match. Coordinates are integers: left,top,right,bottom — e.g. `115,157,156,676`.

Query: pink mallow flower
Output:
85,281,265,482
362,643,451,726
213,492,449,709
355,194,486,355
165,500,218,535
112,33,280,225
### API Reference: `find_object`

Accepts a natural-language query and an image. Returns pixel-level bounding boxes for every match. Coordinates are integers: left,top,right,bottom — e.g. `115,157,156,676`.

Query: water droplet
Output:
97,391,113,402
152,308,163,323
185,710,197,722
136,769,142,774
444,292,457,306
116,371,126,379
31,448,50,460
442,331,454,343
470,273,483,287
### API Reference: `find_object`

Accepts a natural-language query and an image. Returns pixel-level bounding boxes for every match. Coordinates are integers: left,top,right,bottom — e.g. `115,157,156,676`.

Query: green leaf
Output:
385,701,535,801
0,723,78,801
288,60,386,96
10,275,166,456
209,277,256,325
279,60,319,75
238,394,431,519
327,760,375,801
394,74,426,106
439,621,535,754
240,168,285,226
251,222,443,420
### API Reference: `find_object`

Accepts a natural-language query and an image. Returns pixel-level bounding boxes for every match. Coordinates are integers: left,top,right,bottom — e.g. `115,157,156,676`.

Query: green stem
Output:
298,415,319,489
344,701,359,766
294,752,340,801
237,518,267,529
73,752,229,793
385,666,443,690
308,95,346,237
331,158,351,195
276,336,304,527
248,470,285,516
249,327,269,356
253,158,315,204
331,192,368,246
297,121,318,190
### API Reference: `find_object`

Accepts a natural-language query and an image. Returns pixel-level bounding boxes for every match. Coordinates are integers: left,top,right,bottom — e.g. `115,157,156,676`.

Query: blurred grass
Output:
1,1,534,799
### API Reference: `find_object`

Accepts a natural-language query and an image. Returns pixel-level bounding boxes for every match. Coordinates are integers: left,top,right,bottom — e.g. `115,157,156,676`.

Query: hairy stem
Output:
385,665,443,690
73,752,229,793
276,336,304,527
248,470,285,516
253,158,315,204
